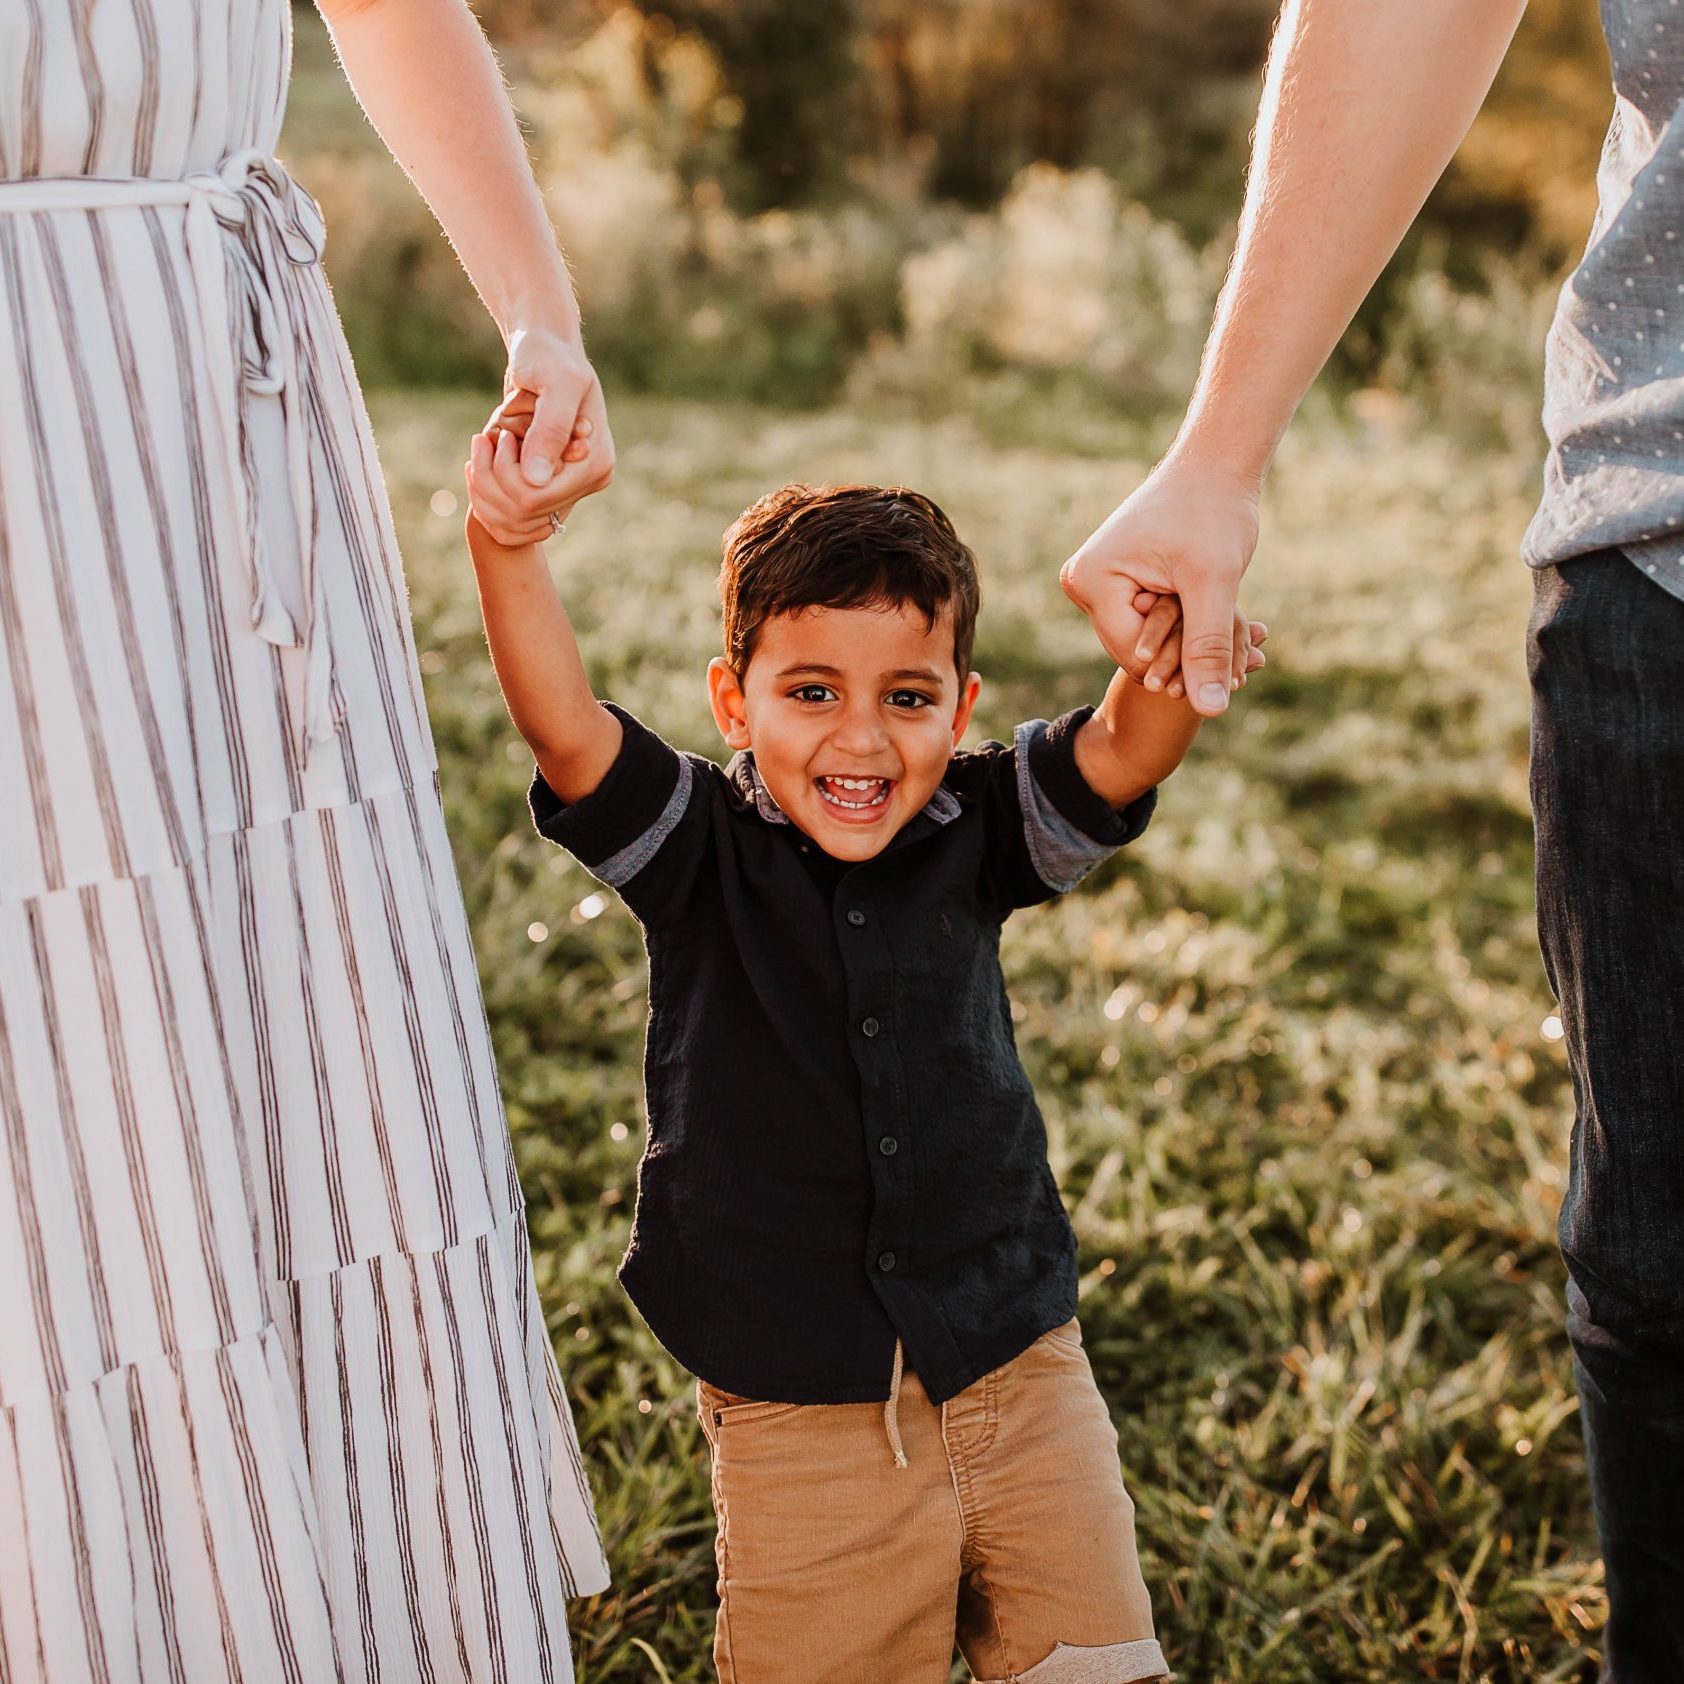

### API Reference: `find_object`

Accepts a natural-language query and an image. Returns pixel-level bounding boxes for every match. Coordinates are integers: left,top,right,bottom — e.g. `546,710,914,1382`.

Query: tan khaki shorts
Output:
697,1319,1169,1684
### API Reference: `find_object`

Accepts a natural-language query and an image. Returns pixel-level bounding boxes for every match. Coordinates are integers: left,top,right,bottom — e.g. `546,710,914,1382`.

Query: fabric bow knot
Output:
184,148,340,761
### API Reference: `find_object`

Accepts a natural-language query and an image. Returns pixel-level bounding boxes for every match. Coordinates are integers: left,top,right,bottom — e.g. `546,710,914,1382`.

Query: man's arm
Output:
465,489,620,802
1062,0,1529,716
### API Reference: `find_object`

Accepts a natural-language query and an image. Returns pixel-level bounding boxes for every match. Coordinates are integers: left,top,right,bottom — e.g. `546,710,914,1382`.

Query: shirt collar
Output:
727,753,962,829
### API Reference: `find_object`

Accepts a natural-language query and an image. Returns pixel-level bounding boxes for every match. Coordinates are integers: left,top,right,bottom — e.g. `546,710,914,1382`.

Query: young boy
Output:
464,420,1264,1684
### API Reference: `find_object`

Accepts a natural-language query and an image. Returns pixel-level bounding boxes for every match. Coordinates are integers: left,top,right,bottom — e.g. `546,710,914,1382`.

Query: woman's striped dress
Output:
0,3,610,1679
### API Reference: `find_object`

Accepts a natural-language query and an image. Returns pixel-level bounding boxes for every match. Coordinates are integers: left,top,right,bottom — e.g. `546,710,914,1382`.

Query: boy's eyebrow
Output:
776,662,946,683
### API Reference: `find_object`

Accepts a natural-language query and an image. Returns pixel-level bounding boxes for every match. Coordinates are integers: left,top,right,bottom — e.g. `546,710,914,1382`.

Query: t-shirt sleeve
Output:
527,703,710,927
974,705,1157,913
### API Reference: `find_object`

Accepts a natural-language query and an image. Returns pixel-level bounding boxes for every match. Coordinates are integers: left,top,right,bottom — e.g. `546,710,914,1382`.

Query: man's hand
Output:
1125,590,1268,699
1060,455,1262,716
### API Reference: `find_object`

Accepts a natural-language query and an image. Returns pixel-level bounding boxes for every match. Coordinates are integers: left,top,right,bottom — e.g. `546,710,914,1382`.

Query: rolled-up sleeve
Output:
967,706,1155,911
1016,708,1156,892
528,703,705,923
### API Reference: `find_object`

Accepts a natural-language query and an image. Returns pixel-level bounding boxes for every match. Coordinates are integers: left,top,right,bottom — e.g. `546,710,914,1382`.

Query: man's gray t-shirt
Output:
1523,0,1684,600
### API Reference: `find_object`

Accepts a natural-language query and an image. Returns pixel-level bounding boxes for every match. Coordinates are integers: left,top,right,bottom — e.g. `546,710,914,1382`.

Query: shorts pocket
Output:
697,1380,801,1437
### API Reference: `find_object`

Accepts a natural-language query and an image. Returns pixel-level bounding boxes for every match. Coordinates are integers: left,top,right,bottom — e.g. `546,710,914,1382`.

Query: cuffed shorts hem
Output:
976,1637,1171,1683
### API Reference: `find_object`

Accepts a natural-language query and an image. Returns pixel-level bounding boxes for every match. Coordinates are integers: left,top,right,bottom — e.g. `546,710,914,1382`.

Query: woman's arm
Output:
313,0,613,504
1060,0,1528,716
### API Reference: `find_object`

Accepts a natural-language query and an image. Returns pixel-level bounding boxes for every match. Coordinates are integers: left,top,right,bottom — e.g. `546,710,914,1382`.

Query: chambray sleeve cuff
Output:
1015,707,1157,892
528,703,693,889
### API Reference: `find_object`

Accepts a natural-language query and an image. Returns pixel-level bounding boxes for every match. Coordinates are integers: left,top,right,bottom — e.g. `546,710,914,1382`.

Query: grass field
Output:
374,389,1601,1682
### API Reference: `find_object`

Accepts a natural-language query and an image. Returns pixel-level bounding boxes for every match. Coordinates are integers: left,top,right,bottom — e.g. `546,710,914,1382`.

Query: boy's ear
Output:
708,657,753,750
951,671,982,747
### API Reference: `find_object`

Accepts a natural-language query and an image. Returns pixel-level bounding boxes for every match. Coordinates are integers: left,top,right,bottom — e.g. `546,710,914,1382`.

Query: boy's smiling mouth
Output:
815,774,894,816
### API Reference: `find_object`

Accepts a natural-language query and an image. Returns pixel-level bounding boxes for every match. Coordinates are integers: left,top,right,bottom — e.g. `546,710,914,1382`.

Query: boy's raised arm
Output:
1075,607,1268,807
465,429,621,802
1073,671,1204,811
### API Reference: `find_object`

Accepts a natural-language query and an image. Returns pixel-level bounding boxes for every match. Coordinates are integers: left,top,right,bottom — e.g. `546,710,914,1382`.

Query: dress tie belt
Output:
0,150,342,762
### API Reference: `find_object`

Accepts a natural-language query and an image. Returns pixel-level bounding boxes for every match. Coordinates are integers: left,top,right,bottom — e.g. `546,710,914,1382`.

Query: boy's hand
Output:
1126,591,1267,699
1074,598,1267,808
466,414,588,547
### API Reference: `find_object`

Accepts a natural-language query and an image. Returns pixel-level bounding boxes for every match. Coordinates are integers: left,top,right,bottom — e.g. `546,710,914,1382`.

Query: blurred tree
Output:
1450,0,1610,260
863,0,1124,204
639,0,859,208
856,0,1276,218
368,0,1611,253
460,0,580,38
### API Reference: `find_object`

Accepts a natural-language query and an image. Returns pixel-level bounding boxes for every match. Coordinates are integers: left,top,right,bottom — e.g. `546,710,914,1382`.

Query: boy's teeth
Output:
819,776,889,809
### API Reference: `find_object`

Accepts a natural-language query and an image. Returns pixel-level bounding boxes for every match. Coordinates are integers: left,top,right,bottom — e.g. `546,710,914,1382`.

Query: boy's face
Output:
708,601,981,862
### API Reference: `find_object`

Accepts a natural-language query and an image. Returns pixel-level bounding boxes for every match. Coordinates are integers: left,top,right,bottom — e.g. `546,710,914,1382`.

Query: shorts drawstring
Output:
884,1338,909,1469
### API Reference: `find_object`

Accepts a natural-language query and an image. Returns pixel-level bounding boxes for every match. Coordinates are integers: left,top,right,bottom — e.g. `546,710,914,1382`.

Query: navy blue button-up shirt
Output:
530,703,1155,1405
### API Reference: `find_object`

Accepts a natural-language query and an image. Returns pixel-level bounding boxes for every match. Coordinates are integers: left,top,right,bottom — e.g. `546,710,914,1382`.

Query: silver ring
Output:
548,510,567,537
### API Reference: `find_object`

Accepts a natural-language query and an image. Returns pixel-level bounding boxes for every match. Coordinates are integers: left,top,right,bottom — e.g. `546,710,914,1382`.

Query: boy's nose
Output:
828,708,891,757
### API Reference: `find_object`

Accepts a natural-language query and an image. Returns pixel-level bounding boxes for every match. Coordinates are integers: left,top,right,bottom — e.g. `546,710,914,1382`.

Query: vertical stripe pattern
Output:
0,4,610,1680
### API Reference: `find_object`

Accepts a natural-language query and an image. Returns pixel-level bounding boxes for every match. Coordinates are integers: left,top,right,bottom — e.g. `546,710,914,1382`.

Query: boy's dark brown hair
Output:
720,484,981,680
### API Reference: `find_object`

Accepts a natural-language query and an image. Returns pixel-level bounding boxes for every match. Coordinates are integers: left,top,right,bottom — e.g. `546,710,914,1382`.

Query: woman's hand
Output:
496,325,615,503
478,379,597,537
468,394,592,545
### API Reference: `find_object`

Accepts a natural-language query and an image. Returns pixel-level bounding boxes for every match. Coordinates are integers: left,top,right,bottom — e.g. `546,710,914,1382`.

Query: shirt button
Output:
877,1251,897,1273
878,1135,898,1156
861,1016,881,1038
846,909,867,927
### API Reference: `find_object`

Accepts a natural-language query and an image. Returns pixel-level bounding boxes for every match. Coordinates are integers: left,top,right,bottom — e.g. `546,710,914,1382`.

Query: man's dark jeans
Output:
1529,551,1684,1681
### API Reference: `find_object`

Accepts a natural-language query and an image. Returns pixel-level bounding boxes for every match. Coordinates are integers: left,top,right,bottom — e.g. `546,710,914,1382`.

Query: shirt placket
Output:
834,876,917,1317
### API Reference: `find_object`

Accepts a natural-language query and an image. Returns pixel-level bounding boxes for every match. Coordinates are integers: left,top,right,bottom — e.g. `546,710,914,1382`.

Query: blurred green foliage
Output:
287,0,1608,402
456,0,1603,239
652,0,858,207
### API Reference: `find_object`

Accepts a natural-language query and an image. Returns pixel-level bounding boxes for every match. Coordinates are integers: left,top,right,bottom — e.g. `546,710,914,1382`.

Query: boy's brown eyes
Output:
788,687,933,709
